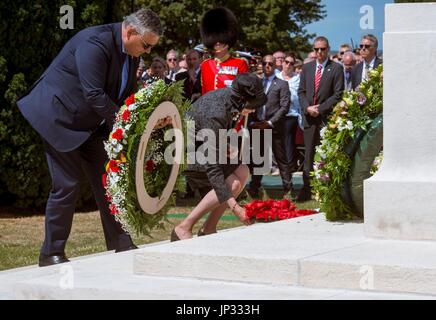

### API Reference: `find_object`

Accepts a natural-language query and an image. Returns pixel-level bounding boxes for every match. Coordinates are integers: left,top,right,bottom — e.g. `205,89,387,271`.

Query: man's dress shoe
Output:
115,244,138,253
38,253,70,267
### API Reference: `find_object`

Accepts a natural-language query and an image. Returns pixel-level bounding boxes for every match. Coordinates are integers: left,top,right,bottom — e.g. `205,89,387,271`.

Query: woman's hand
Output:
231,203,254,226
154,116,172,130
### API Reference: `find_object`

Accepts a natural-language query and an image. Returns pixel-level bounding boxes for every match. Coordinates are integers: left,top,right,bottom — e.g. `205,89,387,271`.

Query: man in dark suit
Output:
297,36,344,201
175,49,202,101
351,34,382,89
247,54,292,198
17,8,163,267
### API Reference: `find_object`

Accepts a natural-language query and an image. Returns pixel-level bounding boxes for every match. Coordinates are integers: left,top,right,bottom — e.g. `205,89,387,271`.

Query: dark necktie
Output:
119,53,130,99
257,78,269,120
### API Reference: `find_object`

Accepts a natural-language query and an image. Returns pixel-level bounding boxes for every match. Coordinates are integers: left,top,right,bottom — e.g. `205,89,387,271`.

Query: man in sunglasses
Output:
246,55,292,199
297,36,344,201
351,34,382,89
166,49,180,82
17,8,163,267
338,44,352,62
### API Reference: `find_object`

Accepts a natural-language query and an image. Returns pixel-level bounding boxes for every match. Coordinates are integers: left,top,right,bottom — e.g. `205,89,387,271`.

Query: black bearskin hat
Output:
232,73,267,110
200,7,239,51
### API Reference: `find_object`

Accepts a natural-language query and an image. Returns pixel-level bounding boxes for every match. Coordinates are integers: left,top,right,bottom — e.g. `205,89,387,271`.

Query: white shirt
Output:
361,57,376,81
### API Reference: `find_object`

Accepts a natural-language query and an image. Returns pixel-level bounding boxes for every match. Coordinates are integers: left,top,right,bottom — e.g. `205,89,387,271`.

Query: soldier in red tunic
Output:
199,7,249,95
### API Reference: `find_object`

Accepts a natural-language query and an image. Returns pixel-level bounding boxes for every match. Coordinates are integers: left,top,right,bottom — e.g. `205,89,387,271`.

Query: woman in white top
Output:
276,53,302,172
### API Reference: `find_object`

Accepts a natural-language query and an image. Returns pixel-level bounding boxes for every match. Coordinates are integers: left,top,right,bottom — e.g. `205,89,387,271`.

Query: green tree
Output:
133,0,325,56
0,0,122,210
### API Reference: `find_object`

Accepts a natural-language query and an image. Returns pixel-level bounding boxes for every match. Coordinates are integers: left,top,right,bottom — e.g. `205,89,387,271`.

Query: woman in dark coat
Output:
171,73,267,241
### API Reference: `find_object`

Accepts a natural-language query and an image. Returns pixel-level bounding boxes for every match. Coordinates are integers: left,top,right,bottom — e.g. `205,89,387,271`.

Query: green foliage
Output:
0,1,115,210
311,65,383,221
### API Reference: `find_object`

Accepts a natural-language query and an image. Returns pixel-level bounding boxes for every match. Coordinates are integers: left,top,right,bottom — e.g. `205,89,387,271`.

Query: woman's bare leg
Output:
201,165,250,234
174,165,250,239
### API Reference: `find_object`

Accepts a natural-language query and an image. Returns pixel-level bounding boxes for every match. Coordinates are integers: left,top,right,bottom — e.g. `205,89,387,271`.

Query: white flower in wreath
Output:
128,103,139,111
114,143,123,153
320,126,327,138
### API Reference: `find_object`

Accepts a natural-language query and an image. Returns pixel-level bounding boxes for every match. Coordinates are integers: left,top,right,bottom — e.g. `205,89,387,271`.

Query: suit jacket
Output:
253,75,290,127
351,56,383,90
175,69,202,100
298,59,344,128
17,23,139,152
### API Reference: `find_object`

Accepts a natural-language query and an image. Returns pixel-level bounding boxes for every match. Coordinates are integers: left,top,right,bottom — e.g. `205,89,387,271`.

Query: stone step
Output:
0,241,434,300
133,214,436,296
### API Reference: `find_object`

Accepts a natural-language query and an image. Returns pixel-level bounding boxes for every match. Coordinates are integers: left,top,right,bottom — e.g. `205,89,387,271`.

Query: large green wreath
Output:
103,80,191,235
312,65,383,220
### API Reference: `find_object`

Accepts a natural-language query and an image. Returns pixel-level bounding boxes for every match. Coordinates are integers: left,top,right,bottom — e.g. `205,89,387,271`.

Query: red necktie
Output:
314,64,322,104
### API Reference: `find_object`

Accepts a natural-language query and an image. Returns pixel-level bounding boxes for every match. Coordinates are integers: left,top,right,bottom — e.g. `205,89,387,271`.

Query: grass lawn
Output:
0,196,319,271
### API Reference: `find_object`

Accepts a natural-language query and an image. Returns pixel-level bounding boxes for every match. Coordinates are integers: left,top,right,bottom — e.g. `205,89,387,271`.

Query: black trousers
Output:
283,116,299,172
41,125,133,255
248,122,293,193
301,123,322,194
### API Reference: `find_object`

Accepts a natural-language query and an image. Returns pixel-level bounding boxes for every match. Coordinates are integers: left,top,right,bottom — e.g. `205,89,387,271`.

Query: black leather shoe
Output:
115,244,138,253
39,253,70,267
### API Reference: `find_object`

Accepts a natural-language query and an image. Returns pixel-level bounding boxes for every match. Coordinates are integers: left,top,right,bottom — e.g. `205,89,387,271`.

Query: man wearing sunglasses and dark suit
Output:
247,55,292,199
297,36,344,201
351,34,383,89
17,8,162,267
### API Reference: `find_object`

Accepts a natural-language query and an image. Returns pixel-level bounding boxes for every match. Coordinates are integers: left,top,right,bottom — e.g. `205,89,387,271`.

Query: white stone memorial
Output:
364,3,436,241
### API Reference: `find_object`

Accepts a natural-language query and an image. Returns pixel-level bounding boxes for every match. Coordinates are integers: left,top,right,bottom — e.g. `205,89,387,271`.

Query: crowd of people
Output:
134,33,382,204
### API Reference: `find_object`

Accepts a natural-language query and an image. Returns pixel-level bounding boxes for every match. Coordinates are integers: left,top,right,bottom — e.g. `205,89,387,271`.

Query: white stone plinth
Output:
364,3,436,241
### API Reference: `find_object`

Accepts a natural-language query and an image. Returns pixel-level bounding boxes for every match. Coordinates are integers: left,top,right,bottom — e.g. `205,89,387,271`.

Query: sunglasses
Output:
284,60,294,65
313,47,327,52
262,61,274,67
167,58,178,62
140,37,155,51
359,44,372,49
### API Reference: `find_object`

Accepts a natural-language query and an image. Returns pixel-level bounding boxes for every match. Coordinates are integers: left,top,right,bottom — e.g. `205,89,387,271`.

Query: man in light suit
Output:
297,36,344,201
247,55,292,198
17,8,163,267
351,34,383,89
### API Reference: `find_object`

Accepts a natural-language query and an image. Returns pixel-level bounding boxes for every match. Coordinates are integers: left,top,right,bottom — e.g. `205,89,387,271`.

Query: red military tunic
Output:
200,56,249,95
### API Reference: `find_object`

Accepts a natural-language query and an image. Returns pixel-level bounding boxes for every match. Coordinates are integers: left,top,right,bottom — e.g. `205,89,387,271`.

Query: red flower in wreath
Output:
145,159,155,172
108,160,120,173
121,109,131,122
112,128,124,141
102,173,107,187
109,203,119,215
125,94,135,106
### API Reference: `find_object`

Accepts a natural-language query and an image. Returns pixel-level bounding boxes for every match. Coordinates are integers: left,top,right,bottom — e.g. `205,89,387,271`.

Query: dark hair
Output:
313,36,330,48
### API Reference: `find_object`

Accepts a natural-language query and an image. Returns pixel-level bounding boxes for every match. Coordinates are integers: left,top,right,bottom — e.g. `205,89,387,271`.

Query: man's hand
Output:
307,105,320,117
